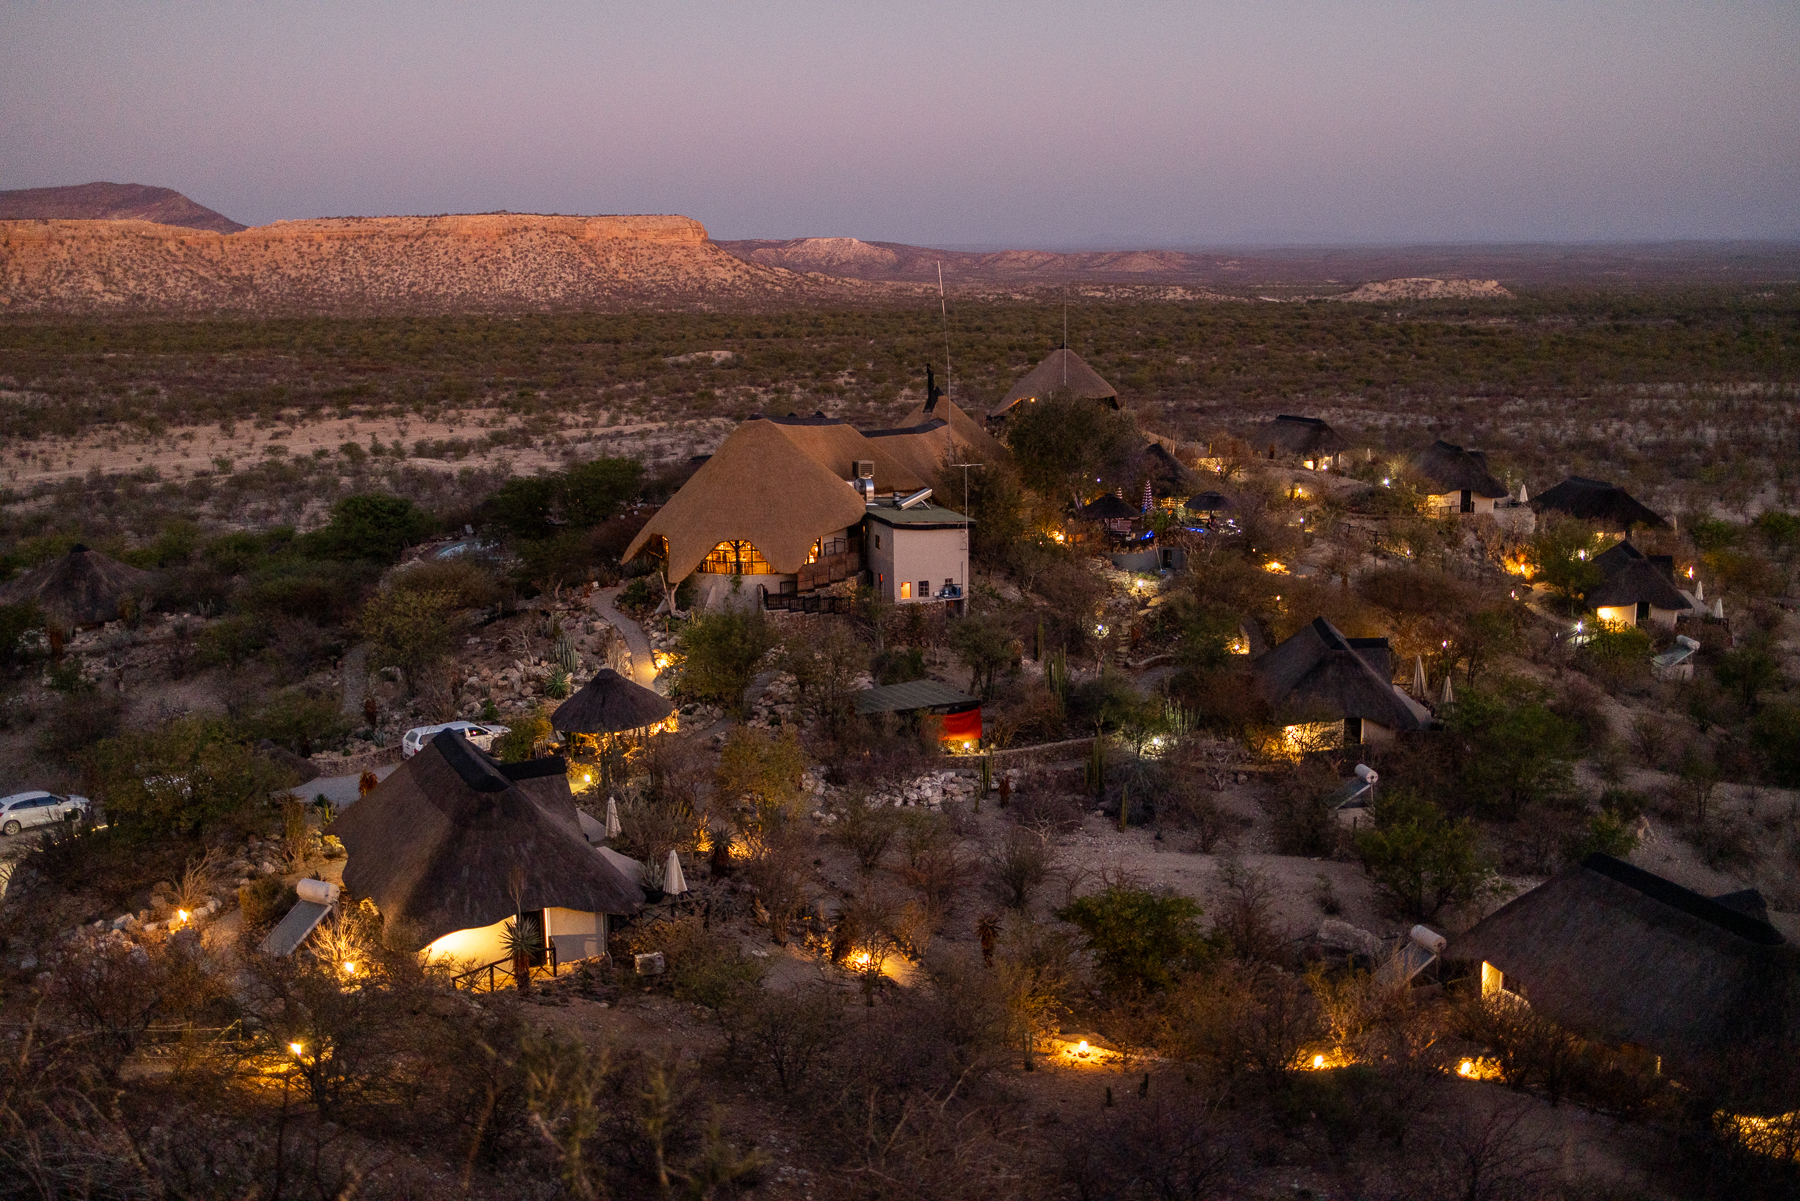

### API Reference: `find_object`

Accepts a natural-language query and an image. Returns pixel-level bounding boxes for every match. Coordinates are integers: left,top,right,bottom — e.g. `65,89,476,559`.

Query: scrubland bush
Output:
1353,790,1497,920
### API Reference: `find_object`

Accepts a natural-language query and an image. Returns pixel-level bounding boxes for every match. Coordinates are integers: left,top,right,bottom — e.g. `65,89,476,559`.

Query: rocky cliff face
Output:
0,182,246,233
1332,277,1513,301
0,213,869,313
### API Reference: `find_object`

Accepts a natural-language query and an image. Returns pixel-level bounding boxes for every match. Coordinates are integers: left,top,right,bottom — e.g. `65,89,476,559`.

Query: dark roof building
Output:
1532,476,1668,531
330,731,641,953
989,349,1119,421
1586,540,1692,628
1412,440,1508,504
0,545,155,629
1449,854,1800,1107
1253,415,1350,462
552,668,675,737
1253,617,1431,742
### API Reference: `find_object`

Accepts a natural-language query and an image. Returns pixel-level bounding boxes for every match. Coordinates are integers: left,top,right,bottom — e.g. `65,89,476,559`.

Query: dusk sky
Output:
3,1,1796,247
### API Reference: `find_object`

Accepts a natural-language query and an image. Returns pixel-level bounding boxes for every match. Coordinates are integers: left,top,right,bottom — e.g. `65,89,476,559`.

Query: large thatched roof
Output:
1253,617,1430,732
1532,476,1667,530
1410,440,1507,498
991,349,1119,419
1449,854,1800,1105
1254,415,1350,458
862,419,956,486
552,668,674,735
1080,493,1140,522
625,415,925,582
899,395,1008,463
1587,555,1691,612
0,545,155,628
330,731,641,950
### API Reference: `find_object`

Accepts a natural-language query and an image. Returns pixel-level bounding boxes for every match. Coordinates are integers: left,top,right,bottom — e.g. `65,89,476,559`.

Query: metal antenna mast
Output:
938,261,952,402
1063,285,1069,385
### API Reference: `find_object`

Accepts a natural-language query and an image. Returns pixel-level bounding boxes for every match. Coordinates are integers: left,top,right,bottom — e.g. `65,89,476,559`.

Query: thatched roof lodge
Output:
1411,440,1508,515
1449,854,1800,1106
988,348,1119,422
625,412,974,612
1532,476,1668,531
898,368,1008,463
330,730,641,968
1253,617,1431,747
1586,540,1693,629
0,544,155,628
1253,415,1350,468
552,668,674,737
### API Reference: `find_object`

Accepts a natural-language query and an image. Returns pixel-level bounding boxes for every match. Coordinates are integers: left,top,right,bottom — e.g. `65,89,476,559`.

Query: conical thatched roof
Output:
0,545,155,628
1254,415,1350,458
991,349,1119,419
1532,476,1667,530
1080,493,1140,522
1189,491,1232,512
861,418,956,485
1410,440,1507,498
1142,442,1194,498
899,395,1008,463
1448,854,1800,1106
552,668,674,735
624,415,924,582
1587,558,1692,612
1253,617,1430,732
330,731,641,950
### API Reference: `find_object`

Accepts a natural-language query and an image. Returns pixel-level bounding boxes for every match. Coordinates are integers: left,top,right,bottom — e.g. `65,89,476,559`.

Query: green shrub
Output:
1352,789,1496,920
198,614,272,668
1752,704,1800,787
239,876,299,929
85,719,294,837
0,602,43,666
301,493,431,563
1564,808,1639,864
676,609,778,715
243,690,353,755
1057,886,1208,995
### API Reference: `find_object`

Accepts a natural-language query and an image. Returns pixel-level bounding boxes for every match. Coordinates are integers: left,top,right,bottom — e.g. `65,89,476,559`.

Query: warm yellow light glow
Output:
342,961,356,975
1077,1040,1090,1055
1723,1111,1800,1160
1297,1047,1356,1070
1263,561,1289,574
1051,530,1066,544
289,1042,304,1056
1454,1056,1504,1081
1313,1054,1326,1069
1459,1059,1472,1076
175,909,189,925
582,773,593,784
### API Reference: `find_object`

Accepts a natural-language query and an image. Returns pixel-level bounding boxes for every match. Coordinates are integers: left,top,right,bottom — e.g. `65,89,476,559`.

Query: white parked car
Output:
401,721,510,759
0,791,90,836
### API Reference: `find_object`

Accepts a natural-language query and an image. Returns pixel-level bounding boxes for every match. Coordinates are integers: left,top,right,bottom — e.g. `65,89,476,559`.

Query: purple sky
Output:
3,1,1796,245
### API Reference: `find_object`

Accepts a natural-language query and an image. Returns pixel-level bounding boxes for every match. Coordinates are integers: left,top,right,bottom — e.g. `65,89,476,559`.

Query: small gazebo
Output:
553,668,676,742
0,544,155,629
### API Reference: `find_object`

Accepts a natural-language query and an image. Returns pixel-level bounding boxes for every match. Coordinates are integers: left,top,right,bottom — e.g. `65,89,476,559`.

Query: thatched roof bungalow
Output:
989,348,1119,422
330,730,641,969
0,545,155,629
1448,854,1800,1107
1253,415,1350,469
1533,476,1668,531
1586,541,1692,629
552,668,674,737
1254,617,1431,747
1411,440,1508,515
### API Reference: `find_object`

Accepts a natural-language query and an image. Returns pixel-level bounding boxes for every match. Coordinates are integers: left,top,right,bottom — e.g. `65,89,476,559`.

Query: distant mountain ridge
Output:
0,213,885,314
0,182,245,233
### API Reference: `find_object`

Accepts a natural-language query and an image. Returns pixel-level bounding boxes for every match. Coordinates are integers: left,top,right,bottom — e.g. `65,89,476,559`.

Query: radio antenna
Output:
938,261,952,402
1063,284,1069,385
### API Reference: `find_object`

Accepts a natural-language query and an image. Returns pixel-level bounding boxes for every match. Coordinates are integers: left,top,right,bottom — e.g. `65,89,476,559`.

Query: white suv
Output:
401,721,510,759
0,791,90,835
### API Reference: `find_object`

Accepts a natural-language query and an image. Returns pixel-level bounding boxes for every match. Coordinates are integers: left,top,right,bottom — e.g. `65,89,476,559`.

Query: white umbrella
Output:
1412,655,1428,699
1517,483,1529,504
1440,673,1455,707
605,796,622,839
664,849,688,896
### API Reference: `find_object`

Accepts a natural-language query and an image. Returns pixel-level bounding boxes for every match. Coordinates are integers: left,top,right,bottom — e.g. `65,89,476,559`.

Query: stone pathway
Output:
594,586,658,686
339,643,370,716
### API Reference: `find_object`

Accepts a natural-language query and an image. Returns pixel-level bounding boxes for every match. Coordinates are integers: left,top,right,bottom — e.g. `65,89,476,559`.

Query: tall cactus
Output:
553,632,579,675
1087,732,1107,799
977,754,992,814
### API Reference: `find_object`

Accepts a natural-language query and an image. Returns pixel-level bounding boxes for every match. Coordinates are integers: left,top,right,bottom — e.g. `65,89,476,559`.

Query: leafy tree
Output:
1581,622,1653,685
1172,599,1241,673
1058,886,1208,995
1751,704,1800,786
303,493,431,563
1353,790,1496,920
949,613,1012,697
933,458,1027,567
676,610,778,716
1716,638,1783,711
716,726,807,825
484,457,643,540
358,587,465,687
85,719,295,837
1526,516,1604,602
1003,393,1140,507
493,706,553,761
1446,683,1581,818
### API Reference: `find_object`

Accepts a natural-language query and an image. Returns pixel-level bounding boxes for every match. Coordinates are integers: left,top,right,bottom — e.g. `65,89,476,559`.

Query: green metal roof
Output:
853,679,979,714
863,501,972,528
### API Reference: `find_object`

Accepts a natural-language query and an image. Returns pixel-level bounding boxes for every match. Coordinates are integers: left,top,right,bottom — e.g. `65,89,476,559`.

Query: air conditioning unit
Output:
854,460,875,480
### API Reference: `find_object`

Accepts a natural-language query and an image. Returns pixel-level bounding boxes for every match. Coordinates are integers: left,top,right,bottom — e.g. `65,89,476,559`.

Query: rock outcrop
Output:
0,213,871,313
1332,277,1513,302
0,182,246,233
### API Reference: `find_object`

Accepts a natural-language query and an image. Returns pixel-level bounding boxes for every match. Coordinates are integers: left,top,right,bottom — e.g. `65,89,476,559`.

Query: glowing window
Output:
900,581,912,599
698,541,772,576
1481,961,1503,998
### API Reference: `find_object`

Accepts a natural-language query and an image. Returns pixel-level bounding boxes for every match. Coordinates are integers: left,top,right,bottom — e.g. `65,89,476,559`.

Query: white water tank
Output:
296,879,341,905
1409,925,1446,955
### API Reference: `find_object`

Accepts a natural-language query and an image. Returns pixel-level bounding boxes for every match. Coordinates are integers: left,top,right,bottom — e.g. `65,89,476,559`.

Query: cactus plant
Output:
553,632,579,675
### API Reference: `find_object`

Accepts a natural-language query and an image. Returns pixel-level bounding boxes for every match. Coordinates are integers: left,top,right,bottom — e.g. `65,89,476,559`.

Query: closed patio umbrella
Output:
605,796,622,839
664,849,688,896
1412,655,1428,699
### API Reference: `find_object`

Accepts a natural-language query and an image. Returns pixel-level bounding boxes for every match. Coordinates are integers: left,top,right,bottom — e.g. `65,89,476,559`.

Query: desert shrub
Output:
1033,561,1107,656
243,688,353,755
86,718,297,837
656,914,766,1008
358,586,467,685
238,876,299,929
1752,703,1800,786
949,612,1013,697
1564,807,1640,864
1717,638,1785,711
197,612,273,668
717,725,807,823
835,792,902,871
1267,758,1340,857
1059,886,1208,996
1353,789,1497,920
1445,681,1581,818
1581,621,1653,687
1526,515,1605,602
870,646,925,685
675,609,778,715
492,705,552,761
36,691,124,761
0,601,43,667
388,556,503,610
982,826,1052,909
301,492,431,562
236,558,373,625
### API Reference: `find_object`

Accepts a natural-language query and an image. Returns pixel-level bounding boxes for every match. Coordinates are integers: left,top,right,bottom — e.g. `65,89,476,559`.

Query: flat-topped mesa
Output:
0,211,858,313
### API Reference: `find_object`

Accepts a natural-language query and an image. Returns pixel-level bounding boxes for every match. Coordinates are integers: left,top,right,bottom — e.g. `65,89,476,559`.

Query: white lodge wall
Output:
545,907,605,962
881,525,966,602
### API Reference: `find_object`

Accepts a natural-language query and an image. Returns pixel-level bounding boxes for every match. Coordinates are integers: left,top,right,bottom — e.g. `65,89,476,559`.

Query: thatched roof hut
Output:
0,545,155,628
552,668,674,736
990,349,1119,420
1142,442,1194,499
1587,557,1691,613
330,731,641,950
899,385,1008,464
1080,493,1141,522
1254,617,1430,733
1532,476,1667,530
1253,415,1350,460
862,418,956,486
624,415,925,582
1448,854,1800,1105
1411,440,1507,498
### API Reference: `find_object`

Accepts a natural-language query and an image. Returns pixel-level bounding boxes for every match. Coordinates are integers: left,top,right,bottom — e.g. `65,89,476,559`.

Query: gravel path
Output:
339,644,370,716
594,587,658,686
